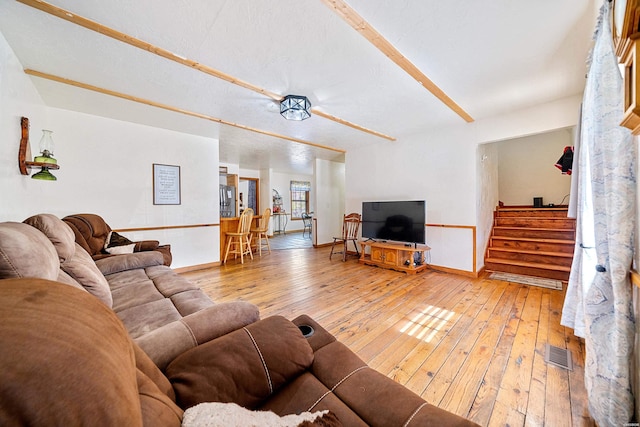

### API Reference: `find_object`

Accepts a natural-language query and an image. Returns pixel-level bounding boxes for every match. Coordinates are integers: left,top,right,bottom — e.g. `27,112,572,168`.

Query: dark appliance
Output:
220,185,236,218
533,197,543,208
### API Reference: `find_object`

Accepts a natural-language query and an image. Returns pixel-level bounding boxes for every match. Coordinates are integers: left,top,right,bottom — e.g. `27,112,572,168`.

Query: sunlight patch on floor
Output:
400,305,455,342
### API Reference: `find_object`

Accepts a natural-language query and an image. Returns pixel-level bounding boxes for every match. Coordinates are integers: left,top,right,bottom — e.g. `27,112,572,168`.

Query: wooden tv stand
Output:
359,240,430,274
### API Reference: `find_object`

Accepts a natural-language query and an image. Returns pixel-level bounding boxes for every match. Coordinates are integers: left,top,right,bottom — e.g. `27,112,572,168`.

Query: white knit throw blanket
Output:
182,402,331,427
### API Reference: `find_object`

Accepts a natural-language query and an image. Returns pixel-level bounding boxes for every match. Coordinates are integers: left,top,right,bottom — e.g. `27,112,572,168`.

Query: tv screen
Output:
361,201,426,244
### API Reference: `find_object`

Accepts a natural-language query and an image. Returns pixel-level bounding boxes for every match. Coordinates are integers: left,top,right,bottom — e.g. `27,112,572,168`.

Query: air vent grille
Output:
544,344,573,371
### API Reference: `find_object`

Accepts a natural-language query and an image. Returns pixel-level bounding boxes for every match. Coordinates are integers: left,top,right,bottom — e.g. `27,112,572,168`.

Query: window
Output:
290,180,310,220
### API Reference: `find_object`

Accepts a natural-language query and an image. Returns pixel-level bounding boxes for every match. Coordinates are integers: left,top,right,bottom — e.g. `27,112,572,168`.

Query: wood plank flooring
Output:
181,244,595,426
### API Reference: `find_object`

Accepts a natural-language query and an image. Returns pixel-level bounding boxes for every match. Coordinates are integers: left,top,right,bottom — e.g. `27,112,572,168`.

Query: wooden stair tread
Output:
496,216,573,219
497,207,568,211
487,206,575,280
488,247,573,258
494,226,575,232
491,236,574,245
485,258,571,272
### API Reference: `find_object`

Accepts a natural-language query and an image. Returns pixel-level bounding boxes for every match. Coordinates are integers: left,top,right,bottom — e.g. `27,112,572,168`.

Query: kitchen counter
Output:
220,215,261,259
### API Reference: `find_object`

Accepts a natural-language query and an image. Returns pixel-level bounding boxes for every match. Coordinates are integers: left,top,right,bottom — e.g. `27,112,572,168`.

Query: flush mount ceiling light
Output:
280,95,311,121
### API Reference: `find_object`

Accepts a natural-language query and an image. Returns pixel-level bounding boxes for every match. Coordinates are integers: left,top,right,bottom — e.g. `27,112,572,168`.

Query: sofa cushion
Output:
61,242,113,307
170,289,217,316
22,214,112,306
166,316,314,410
96,251,164,276
118,298,183,339
0,278,183,426
135,302,261,370
62,213,112,256
0,222,59,280
259,372,368,427
145,265,199,295
23,213,76,263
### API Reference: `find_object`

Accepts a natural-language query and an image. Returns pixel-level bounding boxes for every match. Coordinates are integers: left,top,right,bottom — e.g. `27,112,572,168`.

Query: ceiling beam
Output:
17,0,396,141
17,0,283,101
24,69,346,154
311,108,395,141
320,0,474,123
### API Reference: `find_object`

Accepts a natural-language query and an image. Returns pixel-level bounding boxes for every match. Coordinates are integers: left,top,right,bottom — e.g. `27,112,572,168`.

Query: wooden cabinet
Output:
613,0,640,133
360,241,430,274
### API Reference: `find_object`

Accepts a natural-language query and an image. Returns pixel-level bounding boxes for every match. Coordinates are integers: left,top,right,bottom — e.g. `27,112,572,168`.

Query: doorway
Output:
239,177,259,213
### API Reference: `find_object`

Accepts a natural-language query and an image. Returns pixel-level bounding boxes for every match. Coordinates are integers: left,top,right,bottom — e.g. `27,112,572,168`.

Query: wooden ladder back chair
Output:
250,208,272,256
330,212,361,261
223,208,254,264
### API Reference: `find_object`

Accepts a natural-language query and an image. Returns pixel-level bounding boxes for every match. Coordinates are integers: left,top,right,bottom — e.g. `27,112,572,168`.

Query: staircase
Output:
484,206,576,281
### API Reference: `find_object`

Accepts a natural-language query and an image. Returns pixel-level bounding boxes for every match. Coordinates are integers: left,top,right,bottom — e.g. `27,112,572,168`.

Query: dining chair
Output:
223,208,254,264
301,213,312,238
250,208,272,256
329,213,361,261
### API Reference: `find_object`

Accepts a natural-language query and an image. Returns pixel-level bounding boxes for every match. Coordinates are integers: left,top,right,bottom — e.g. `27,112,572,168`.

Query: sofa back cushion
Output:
23,213,76,263
0,278,183,427
0,222,59,280
23,214,113,307
63,213,112,256
62,242,113,307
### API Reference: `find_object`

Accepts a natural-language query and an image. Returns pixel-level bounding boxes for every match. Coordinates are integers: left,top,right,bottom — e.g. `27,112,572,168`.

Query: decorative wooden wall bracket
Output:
18,116,31,175
18,116,59,175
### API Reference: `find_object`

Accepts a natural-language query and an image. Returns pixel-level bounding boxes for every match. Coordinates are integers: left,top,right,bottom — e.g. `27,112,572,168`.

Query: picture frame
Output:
153,163,181,205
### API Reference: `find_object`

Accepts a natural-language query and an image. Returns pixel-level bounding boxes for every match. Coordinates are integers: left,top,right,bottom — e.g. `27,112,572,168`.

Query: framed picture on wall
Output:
153,163,181,205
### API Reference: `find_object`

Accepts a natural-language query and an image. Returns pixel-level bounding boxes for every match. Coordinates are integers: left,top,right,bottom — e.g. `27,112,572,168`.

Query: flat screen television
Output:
361,200,426,244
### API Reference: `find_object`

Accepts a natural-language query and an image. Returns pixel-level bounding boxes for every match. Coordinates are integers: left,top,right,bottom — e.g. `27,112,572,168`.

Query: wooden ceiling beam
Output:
17,0,283,101
17,0,396,141
24,69,346,154
320,0,474,123
311,108,396,141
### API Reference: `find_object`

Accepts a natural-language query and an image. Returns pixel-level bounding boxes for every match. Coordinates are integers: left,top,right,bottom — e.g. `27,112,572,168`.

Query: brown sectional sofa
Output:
0,213,260,369
0,213,479,426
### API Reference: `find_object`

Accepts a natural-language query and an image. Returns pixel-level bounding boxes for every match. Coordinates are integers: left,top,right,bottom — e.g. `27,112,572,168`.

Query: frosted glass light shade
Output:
38,129,55,157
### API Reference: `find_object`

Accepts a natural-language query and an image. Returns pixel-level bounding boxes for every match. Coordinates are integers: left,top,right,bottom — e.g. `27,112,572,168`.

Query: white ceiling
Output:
0,0,599,174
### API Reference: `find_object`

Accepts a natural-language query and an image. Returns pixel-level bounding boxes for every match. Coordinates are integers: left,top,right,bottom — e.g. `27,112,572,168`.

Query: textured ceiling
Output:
0,0,598,174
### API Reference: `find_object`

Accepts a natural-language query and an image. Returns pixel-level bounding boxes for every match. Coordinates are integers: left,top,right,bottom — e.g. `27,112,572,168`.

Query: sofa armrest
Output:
95,251,164,275
166,316,314,410
292,314,336,352
312,341,479,427
135,301,260,370
133,240,160,252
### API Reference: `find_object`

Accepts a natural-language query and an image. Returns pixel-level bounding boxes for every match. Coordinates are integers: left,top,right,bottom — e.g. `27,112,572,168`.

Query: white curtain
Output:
561,2,636,425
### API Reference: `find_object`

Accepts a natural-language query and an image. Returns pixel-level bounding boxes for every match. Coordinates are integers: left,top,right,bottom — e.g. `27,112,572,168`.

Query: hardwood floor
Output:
181,245,595,426
268,230,313,250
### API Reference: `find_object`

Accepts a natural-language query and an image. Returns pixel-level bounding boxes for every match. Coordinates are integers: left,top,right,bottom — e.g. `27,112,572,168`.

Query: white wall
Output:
0,31,47,221
345,96,582,274
0,32,220,269
476,142,500,272
271,171,313,232
314,158,345,245
496,129,573,206
346,127,478,272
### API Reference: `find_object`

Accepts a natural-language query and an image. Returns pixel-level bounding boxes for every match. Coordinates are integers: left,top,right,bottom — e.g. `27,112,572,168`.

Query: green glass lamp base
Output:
32,168,57,181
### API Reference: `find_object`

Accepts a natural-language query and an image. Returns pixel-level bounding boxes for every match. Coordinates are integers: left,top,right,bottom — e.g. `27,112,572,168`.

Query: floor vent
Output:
544,344,573,371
